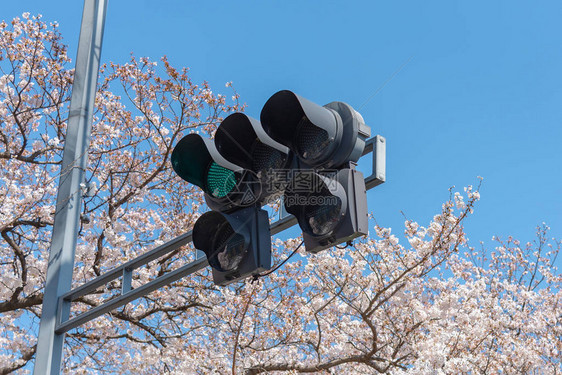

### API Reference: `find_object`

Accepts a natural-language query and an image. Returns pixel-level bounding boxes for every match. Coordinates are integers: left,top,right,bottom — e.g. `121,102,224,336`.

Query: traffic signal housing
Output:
171,126,275,285
192,206,271,286
171,133,259,212
260,90,370,169
284,167,368,253
260,90,371,253
171,132,272,285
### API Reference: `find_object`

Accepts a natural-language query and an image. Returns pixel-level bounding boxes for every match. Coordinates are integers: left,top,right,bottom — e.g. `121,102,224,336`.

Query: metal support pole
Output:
34,0,107,373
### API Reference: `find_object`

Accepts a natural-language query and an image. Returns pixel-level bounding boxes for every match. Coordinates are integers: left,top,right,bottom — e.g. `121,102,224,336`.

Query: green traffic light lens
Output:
206,162,237,198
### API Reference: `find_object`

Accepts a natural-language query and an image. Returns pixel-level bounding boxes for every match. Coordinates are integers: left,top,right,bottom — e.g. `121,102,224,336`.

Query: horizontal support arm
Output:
56,256,207,334
61,231,193,302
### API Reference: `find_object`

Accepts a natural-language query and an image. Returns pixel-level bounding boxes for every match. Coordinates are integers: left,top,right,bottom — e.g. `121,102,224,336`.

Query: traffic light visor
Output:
215,113,290,176
261,90,341,166
193,211,249,272
171,134,243,198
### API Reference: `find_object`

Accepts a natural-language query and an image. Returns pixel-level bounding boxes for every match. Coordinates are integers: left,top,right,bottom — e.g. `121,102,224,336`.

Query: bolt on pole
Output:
34,0,107,373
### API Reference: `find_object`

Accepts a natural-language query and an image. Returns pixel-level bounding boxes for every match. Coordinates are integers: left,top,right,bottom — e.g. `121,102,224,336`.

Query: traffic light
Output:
171,89,374,283
283,168,368,253
171,132,272,285
171,133,258,212
192,206,271,286
260,90,369,169
214,112,293,203
260,90,371,253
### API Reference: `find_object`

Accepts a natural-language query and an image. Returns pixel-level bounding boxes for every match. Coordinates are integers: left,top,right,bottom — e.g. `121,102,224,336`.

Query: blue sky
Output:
4,1,562,258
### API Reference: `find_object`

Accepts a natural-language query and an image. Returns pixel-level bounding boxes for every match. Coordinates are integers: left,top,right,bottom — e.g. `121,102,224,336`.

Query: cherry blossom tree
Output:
1,14,560,374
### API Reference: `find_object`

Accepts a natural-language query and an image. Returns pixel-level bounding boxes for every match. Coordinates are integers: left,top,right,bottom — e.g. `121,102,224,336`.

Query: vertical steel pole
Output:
34,0,107,373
